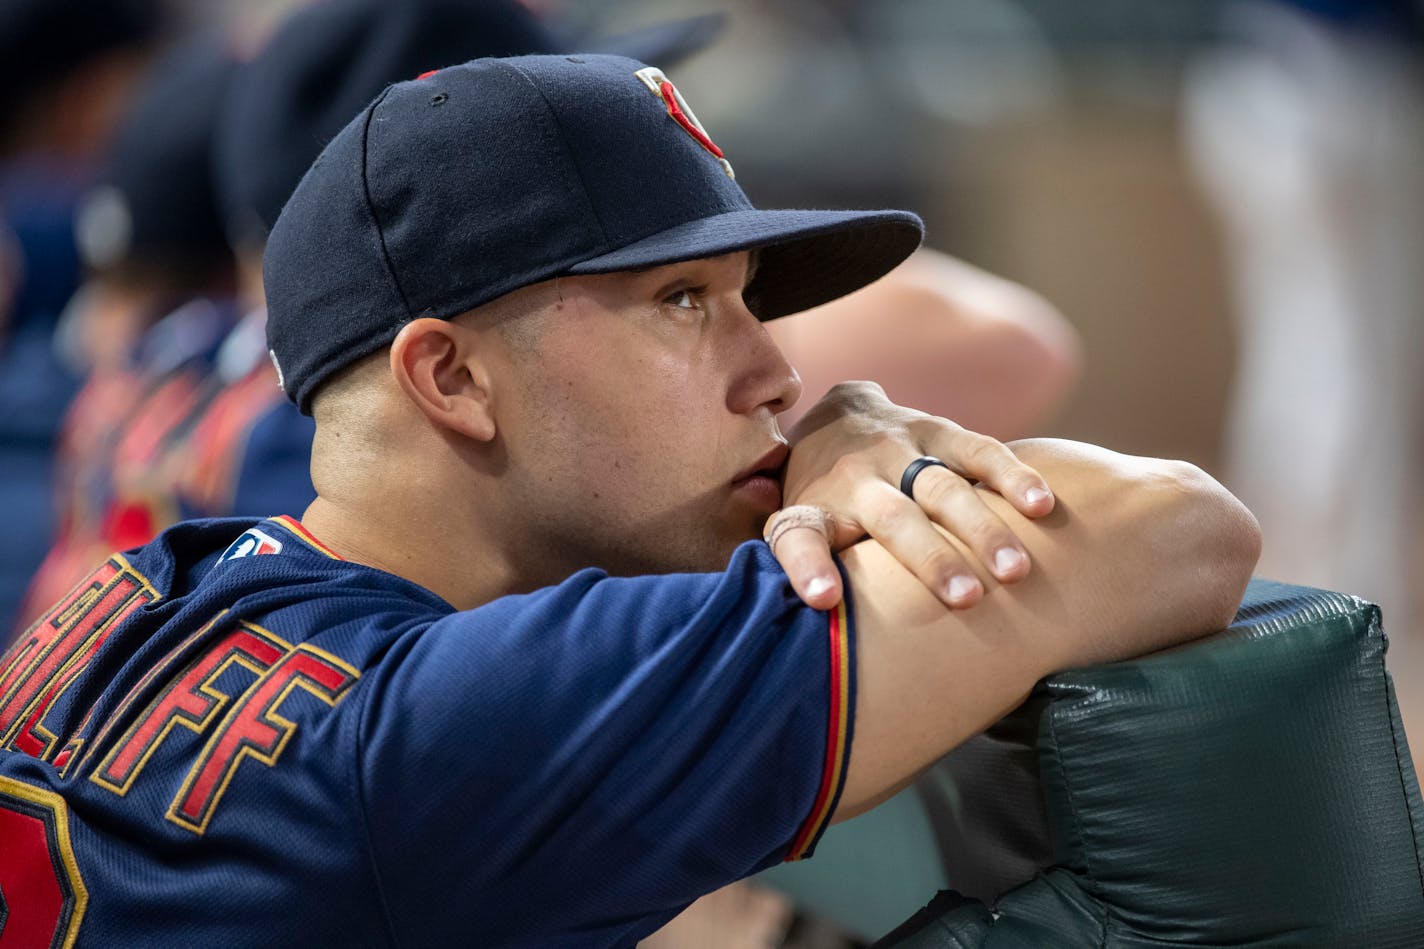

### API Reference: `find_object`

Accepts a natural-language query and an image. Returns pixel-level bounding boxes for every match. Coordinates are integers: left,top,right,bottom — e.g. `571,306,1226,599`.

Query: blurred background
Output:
1,0,1419,945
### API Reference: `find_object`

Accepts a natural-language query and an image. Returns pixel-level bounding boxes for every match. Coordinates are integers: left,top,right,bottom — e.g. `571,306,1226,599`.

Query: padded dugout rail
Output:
763,580,1424,947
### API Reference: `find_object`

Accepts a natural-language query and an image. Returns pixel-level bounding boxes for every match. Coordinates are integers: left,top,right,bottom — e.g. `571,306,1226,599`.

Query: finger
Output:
765,506,844,610
770,527,844,610
908,465,1033,584
932,429,1055,517
850,480,988,608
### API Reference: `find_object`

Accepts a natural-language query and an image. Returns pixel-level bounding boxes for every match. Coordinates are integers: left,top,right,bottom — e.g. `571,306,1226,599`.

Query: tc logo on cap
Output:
635,66,734,179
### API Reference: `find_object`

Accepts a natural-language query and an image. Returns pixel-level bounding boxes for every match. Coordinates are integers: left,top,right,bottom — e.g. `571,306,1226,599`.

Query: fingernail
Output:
947,575,980,604
806,576,834,600
1025,487,1051,506
994,547,1025,575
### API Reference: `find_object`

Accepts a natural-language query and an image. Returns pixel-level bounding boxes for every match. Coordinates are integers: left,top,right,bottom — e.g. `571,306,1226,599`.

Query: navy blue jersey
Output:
0,516,854,947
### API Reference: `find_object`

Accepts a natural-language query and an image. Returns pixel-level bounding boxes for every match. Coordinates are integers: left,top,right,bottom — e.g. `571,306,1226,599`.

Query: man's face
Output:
489,251,803,584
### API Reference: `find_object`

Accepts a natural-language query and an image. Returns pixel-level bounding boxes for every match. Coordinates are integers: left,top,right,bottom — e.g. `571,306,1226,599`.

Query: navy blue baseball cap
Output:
264,53,925,413
215,0,727,249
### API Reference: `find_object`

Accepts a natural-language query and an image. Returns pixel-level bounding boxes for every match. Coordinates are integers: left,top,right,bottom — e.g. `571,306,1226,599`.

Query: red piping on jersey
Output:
272,516,343,560
785,598,850,860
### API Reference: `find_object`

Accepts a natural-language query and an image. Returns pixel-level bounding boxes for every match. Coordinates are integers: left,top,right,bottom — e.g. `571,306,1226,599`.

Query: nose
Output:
724,299,803,417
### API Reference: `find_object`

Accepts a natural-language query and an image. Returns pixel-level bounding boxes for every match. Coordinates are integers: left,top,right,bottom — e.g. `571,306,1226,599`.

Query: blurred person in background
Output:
0,0,164,633
10,30,246,634
1181,0,1424,731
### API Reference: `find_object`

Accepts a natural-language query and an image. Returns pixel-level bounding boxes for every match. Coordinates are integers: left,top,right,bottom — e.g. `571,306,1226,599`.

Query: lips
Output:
733,442,789,485
729,442,788,513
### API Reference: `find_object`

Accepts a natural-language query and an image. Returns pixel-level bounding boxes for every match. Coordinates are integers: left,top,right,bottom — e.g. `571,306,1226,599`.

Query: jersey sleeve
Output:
355,541,855,944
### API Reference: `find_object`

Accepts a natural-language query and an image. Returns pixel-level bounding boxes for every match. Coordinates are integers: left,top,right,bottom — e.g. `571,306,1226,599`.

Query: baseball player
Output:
0,54,1259,946
191,0,1080,602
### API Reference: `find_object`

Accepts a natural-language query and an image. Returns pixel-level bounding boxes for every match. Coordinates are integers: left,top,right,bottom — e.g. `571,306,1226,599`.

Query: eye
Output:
666,288,696,309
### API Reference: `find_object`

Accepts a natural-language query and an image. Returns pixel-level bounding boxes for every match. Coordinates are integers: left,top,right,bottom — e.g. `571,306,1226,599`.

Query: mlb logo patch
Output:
219,528,284,562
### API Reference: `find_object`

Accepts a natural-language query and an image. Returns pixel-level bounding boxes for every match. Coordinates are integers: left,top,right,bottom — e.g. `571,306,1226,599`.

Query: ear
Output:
389,318,497,442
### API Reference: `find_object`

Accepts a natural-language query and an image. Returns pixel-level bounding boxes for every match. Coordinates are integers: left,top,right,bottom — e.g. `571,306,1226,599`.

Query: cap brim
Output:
565,207,924,318
580,13,727,69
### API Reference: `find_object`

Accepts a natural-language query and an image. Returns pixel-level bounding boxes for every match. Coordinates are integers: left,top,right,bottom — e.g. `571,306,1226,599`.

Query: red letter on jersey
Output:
0,557,156,760
91,626,284,796
169,645,358,833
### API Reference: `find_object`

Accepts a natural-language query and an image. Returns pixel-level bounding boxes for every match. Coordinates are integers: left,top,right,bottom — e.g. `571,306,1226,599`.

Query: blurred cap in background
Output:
76,32,238,285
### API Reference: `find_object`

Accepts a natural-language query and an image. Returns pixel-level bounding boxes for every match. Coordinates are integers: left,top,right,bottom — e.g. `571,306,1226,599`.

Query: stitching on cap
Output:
505,60,610,248
358,85,417,326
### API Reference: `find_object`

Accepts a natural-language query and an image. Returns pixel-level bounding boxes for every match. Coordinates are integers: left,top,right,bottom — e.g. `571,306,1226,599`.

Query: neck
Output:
299,494,520,610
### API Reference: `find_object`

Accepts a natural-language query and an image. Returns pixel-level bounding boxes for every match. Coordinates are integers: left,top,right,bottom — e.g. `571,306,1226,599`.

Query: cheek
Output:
640,356,731,468
512,332,730,502
592,378,728,499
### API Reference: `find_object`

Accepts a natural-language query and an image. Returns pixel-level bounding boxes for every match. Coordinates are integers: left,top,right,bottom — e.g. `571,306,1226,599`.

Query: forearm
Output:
833,438,1260,818
996,438,1260,667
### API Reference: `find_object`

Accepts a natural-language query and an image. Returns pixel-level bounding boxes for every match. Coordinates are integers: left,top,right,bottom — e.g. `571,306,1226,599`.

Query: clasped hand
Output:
770,381,1055,610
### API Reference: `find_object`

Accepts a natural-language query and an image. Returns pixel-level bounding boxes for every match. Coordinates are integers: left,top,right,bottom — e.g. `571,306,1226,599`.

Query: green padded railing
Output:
763,579,1424,947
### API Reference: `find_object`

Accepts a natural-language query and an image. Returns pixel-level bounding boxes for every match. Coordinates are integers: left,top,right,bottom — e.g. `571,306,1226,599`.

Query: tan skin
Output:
301,250,1261,823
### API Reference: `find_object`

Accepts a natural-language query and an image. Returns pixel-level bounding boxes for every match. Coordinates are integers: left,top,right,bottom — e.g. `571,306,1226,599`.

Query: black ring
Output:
900,456,950,499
